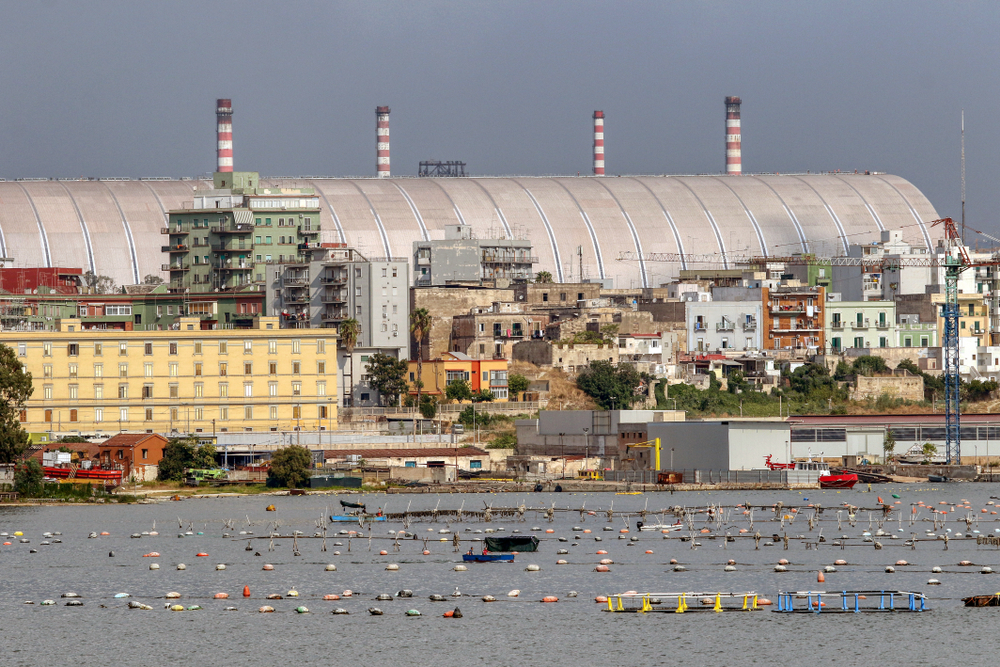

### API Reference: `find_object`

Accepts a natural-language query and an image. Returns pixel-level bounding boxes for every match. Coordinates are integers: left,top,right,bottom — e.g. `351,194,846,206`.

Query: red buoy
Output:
243,585,250,598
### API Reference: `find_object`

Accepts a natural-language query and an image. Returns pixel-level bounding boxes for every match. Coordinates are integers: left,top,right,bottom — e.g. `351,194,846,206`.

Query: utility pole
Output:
961,109,966,244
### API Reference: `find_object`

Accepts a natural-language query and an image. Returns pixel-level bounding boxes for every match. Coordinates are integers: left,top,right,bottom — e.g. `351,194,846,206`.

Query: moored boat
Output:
927,474,949,483
329,514,386,523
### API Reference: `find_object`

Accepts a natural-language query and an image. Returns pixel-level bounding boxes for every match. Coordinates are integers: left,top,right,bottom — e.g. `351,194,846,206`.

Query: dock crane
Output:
618,219,1000,465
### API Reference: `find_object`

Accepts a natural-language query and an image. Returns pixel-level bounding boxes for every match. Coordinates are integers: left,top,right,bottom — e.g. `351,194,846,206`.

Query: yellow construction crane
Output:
625,438,661,470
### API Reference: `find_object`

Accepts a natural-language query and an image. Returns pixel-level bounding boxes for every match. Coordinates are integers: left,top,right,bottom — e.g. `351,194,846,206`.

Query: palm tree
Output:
339,318,360,353
410,308,432,422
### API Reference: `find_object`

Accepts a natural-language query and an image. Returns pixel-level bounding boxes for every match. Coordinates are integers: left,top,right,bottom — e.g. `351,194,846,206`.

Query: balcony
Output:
162,263,190,272
284,293,310,304
770,305,805,314
876,321,890,330
210,223,254,234
322,291,346,303
322,310,348,322
742,320,757,331
321,275,347,285
161,227,188,235
481,255,540,265
162,244,189,253
831,322,844,330
716,321,735,332
851,319,870,330
416,256,431,266
212,261,251,271
299,227,320,235
283,277,309,287
211,243,249,253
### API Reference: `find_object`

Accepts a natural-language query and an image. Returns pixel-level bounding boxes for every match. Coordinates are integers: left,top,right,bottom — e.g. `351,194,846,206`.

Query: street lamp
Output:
559,433,566,479
582,427,590,472
670,447,675,471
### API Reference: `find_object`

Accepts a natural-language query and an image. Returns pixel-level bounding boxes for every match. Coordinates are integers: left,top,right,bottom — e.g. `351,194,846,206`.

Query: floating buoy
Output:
557,559,568,565
214,593,229,599
443,610,454,617
100,532,109,536
834,559,847,566
482,595,496,602
397,589,413,598
725,565,736,572
557,548,569,555
342,590,353,597
186,605,202,611
143,552,160,558
165,592,181,599
669,559,678,565
817,571,825,583
243,586,250,597
369,607,383,615
324,594,341,600
931,566,943,573
265,505,276,512
287,589,299,597
541,596,559,603
262,564,274,571
524,564,540,572
982,566,994,574
595,596,608,603
454,565,467,572
758,598,772,606
325,564,337,571
170,604,185,612
621,529,630,534
452,607,463,618
774,565,787,572
149,564,160,570
296,606,309,614
885,566,895,573
896,560,908,566
824,566,836,573
508,590,520,597
597,550,608,555
959,561,974,566
176,564,186,570
196,553,208,557
215,564,226,570
266,594,283,600
673,565,687,572
778,559,789,565
258,606,274,613
380,550,388,556
545,529,555,534
386,564,400,571
928,579,941,585
332,608,349,615
422,550,430,555
406,609,421,616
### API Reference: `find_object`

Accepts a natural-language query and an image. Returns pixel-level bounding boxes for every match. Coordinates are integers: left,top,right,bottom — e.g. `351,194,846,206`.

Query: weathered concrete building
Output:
413,224,535,287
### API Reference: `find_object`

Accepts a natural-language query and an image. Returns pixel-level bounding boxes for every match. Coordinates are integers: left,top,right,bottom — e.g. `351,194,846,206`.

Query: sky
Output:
1,1,998,237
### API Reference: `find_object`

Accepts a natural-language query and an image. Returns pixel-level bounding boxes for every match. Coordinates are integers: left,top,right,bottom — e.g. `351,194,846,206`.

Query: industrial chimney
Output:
725,96,741,175
216,99,233,173
592,111,605,175
376,106,391,178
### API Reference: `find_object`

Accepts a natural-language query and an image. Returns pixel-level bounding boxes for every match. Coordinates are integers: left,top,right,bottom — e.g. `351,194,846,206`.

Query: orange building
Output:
761,285,825,352
98,433,168,482
408,352,510,401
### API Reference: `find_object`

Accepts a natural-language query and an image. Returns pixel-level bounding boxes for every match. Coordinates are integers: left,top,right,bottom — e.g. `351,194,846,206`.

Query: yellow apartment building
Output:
408,352,510,401
2,316,337,435
931,293,989,347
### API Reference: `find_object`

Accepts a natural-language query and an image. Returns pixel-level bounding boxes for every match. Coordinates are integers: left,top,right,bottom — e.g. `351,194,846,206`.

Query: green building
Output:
163,171,321,293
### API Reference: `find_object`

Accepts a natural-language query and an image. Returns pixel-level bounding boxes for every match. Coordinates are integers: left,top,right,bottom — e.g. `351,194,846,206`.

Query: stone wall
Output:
852,373,924,401
411,287,514,360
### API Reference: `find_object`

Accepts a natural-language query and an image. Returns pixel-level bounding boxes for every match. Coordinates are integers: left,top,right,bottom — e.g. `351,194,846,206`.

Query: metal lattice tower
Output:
932,217,968,465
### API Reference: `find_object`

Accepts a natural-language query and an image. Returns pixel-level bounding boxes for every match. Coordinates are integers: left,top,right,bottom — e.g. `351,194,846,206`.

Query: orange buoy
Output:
757,598,772,606
542,596,559,603
379,550,388,556
324,594,340,600
583,529,591,534
196,552,209,557
811,601,826,608
597,550,608,555
545,529,555,534
778,559,789,565
620,529,629,534
896,560,908,566
700,528,710,534
645,550,654,554
817,571,825,583
594,565,611,572
877,497,883,504
214,593,229,599
343,590,353,597
422,550,430,555
443,610,454,617
243,586,250,598
984,509,990,513
595,596,608,603
100,532,110,536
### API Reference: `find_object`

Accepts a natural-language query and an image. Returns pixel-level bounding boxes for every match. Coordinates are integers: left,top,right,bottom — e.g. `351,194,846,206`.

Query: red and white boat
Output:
764,455,858,489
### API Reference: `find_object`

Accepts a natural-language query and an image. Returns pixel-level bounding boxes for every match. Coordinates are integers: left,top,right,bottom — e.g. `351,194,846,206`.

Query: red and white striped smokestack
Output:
216,99,233,173
725,96,741,175
592,111,605,175
376,106,391,178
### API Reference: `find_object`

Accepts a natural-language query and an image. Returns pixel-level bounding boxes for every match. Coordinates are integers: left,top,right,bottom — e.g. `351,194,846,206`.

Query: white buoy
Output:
982,566,994,574
176,564,186,570
674,565,688,572
932,566,943,573
149,563,160,570
453,565,467,572
724,565,736,572
386,564,400,571
325,564,337,571
556,559,568,565
774,565,787,572
507,589,520,597
165,592,181,599
215,564,226,570
885,566,895,573
524,564,540,572
928,578,941,585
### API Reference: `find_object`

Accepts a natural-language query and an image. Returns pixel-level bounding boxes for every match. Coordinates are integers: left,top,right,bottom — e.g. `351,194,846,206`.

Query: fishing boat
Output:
329,513,386,523
462,535,538,562
340,499,366,510
43,467,122,484
636,520,683,532
764,455,858,489
927,474,949,483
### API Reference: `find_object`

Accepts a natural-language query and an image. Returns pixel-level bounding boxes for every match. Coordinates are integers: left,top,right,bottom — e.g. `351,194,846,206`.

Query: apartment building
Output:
761,285,825,352
825,301,898,353
4,316,338,435
413,224,535,287
685,301,762,353
407,352,510,401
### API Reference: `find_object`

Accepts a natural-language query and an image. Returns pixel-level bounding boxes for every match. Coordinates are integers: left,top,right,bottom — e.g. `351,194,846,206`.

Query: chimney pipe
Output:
725,96,741,175
592,111,605,175
376,106,391,178
216,99,233,173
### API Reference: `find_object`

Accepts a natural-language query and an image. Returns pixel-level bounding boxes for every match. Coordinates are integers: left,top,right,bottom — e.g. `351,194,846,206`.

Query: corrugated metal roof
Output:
323,447,488,458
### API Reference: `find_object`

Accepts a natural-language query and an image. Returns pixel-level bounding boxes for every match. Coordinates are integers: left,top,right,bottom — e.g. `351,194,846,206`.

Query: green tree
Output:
833,360,852,381
487,433,517,449
851,355,889,376
365,353,409,406
964,379,998,402
13,458,43,497
921,442,938,462
0,343,34,463
192,442,217,469
142,274,164,285
507,373,530,401
419,394,438,419
445,379,473,403
472,388,495,403
883,428,896,462
534,271,553,283
56,435,90,444
157,438,197,481
576,360,642,410
83,270,116,294
410,308,432,428
269,445,313,488
726,370,749,394
339,318,360,353
599,323,619,341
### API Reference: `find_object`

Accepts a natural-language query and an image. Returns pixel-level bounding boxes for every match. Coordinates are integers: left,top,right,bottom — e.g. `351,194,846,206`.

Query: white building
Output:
686,301,762,353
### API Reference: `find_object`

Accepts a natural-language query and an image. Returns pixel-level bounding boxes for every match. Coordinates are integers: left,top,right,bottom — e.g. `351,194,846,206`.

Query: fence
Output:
342,401,545,420
603,469,820,485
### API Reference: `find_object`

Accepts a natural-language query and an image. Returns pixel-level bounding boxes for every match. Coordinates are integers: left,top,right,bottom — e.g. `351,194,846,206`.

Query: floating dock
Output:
774,590,928,613
604,591,762,613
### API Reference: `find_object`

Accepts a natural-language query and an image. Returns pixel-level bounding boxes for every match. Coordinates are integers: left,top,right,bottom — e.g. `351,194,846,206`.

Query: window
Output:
94,342,102,356
43,385,52,400
268,340,277,355
269,361,277,375
560,293,566,302
144,363,153,377
244,340,253,354
67,343,79,356
169,363,178,377
170,407,178,422
119,363,128,378
219,341,228,354
244,362,253,375
194,341,202,355
194,407,203,420
144,342,153,355
45,409,52,423
921,336,929,347
244,406,253,420
119,407,128,422
79,305,88,317
119,341,127,356
144,408,153,422
317,361,325,374
43,342,52,357
94,407,103,422
17,343,25,357
292,339,301,354
194,383,203,398
194,362,202,376
292,382,301,396
317,381,326,396
157,305,163,317
94,384,103,399
292,405,301,419
219,383,229,398
316,340,325,354
219,362,228,376
169,342,178,355
355,267,362,278
169,384,178,398
220,407,229,420
68,363,78,379
142,384,153,399
244,382,253,398
43,365,52,378
292,361,301,374
269,406,278,420
118,384,128,399
269,382,278,397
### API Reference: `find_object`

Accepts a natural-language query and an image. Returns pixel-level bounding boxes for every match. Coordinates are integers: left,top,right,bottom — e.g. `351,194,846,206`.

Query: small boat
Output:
637,521,683,532
819,472,859,490
329,514,386,523
462,554,515,562
927,475,949,483
340,499,366,509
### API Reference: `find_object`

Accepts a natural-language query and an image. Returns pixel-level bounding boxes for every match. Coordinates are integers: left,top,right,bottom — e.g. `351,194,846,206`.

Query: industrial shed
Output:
0,174,938,289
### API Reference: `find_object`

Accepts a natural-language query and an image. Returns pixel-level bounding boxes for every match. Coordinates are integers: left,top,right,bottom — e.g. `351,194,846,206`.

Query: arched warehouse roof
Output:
0,174,939,289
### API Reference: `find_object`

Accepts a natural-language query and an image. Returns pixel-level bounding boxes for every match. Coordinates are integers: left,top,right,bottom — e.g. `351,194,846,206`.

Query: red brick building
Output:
98,433,168,482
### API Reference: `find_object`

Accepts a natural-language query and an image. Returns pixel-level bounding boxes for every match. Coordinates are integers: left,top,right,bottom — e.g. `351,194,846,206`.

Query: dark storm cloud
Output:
0,1,996,235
